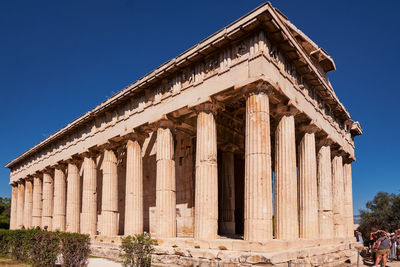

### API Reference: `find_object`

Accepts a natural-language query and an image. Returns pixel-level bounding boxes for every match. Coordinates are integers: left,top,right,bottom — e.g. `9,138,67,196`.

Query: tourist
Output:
370,231,379,263
356,231,363,243
389,233,397,261
373,231,391,267
395,229,400,260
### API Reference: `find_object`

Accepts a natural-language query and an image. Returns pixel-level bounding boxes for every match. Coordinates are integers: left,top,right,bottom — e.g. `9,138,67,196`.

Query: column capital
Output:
65,153,85,165
331,147,347,158
343,156,355,164
53,161,68,171
81,149,100,159
244,83,274,98
298,121,319,135
272,101,300,119
193,100,222,116
42,167,54,177
123,130,149,146
220,143,239,153
25,176,34,183
316,136,334,149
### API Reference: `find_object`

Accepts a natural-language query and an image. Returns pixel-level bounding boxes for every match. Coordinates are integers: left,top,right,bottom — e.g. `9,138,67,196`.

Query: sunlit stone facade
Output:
6,3,362,266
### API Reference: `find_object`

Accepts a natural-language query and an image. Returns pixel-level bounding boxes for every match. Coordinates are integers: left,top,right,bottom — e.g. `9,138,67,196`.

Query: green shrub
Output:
59,232,91,267
120,233,157,267
0,229,11,255
31,231,60,267
0,229,91,267
9,229,38,263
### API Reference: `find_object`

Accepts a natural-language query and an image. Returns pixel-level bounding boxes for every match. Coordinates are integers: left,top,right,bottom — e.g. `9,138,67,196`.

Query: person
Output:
370,231,379,264
373,231,392,267
395,229,400,260
390,233,397,261
356,231,364,243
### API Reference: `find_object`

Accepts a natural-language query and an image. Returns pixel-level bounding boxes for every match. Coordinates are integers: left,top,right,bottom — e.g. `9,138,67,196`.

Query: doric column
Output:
101,149,119,236
343,161,354,239
16,180,25,229
274,111,299,240
23,178,33,229
32,176,43,228
317,140,334,239
10,183,18,230
298,126,318,239
156,123,176,238
194,103,218,240
81,154,98,235
53,166,66,231
244,89,273,241
220,146,236,235
42,172,54,230
66,161,80,233
332,154,345,238
125,138,144,236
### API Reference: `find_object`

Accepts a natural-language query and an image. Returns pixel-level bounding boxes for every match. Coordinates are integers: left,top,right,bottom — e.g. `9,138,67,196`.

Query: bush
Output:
31,231,60,267
60,232,91,267
120,233,157,267
0,229,11,256
9,229,38,263
0,229,91,267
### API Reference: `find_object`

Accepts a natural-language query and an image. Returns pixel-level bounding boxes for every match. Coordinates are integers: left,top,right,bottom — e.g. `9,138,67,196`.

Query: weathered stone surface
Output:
66,162,80,233
42,172,53,230
81,156,98,235
53,168,66,231
10,184,18,229
275,114,298,240
23,178,33,229
124,139,143,236
195,107,218,240
156,127,176,238
244,90,273,242
32,176,42,228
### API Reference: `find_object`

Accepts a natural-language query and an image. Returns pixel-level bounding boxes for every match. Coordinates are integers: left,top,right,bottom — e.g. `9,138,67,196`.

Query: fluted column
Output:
32,176,43,228
194,103,218,240
220,147,236,235
10,183,18,230
244,90,272,241
23,178,33,229
275,112,299,240
156,124,176,238
332,154,345,238
42,172,54,230
317,142,334,239
53,167,66,231
81,155,98,235
16,181,25,229
298,127,318,239
101,149,119,236
66,162,80,233
343,161,354,239
125,139,143,236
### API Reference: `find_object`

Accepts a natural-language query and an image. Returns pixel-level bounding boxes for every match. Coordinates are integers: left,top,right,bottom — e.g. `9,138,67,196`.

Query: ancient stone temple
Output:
6,3,362,266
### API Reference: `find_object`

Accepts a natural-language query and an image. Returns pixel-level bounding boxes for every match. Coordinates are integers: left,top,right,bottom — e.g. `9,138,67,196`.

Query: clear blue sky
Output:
0,1,398,215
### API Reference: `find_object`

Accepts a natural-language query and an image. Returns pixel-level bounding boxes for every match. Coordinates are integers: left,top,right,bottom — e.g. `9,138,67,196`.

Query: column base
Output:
101,211,119,236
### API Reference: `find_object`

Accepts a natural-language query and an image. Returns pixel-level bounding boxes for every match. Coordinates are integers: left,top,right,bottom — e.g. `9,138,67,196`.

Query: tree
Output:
0,197,11,229
358,192,400,241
